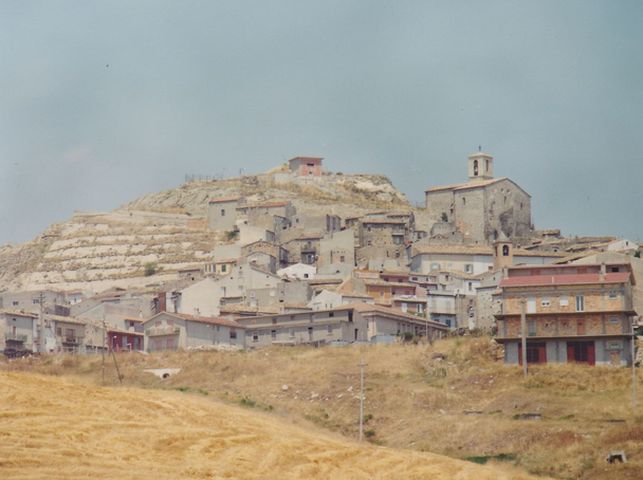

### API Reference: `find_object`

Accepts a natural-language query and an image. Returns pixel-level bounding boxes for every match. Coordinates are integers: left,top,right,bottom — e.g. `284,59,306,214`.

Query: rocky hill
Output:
0,168,410,293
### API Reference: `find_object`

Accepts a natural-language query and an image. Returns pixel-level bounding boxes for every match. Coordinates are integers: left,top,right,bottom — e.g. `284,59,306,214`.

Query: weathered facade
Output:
425,152,533,243
288,156,323,177
143,312,245,352
495,263,636,366
207,197,241,231
236,303,447,348
0,311,37,356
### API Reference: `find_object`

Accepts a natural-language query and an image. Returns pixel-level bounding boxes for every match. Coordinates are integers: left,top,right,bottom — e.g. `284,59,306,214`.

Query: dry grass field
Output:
0,371,537,480
2,337,641,479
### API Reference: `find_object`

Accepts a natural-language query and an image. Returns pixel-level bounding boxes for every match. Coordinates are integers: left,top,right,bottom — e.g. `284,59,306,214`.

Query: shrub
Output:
144,262,157,276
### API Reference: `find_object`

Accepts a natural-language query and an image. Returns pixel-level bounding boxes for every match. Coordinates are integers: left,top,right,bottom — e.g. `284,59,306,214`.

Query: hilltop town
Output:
0,152,641,366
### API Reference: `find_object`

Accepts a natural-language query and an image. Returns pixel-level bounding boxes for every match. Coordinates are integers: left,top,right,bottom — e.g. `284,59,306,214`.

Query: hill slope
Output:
0,371,536,480
0,169,410,293
4,337,641,479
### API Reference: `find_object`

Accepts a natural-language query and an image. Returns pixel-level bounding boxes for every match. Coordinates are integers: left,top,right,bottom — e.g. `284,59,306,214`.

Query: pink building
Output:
288,156,323,177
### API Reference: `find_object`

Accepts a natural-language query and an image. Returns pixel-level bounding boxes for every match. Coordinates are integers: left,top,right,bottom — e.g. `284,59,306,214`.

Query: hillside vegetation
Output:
3,337,641,479
0,370,537,480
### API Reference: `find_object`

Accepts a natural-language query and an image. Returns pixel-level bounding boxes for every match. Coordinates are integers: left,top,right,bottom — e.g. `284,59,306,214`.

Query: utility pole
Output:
520,298,528,378
101,312,106,384
38,291,45,354
358,358,367,441
632,317,638,410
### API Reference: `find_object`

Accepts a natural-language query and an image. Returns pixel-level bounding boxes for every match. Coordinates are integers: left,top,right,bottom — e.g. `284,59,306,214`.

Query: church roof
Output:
425,177,531,198
425,177,506,193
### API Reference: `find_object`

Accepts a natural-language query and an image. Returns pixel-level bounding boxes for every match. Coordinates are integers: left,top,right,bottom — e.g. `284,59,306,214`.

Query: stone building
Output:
495,263,636,366
288,156,323,177
143,312,245,352
236,303,447,348
424,151,533,243
207,197,241,231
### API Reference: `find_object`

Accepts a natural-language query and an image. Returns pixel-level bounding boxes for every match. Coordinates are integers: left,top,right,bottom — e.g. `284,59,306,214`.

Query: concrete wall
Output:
0,313,36,353
318,230,355,267
411,252,493,275
207,200,239,231
503,338,632,366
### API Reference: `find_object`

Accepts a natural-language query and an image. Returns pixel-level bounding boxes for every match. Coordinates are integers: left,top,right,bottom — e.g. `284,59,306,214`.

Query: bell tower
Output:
467,149,494,182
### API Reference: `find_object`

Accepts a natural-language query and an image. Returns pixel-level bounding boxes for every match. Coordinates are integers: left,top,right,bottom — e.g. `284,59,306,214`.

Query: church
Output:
424,151,533,244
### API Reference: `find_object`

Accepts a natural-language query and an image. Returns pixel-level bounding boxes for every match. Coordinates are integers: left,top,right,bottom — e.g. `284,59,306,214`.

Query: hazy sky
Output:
1,0,642,244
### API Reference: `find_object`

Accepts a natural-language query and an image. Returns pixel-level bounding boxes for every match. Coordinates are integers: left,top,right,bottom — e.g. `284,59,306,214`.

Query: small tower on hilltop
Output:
467,149,494,182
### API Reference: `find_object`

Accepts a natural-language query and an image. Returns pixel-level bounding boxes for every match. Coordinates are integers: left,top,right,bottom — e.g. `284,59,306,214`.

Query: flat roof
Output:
500,272,631,288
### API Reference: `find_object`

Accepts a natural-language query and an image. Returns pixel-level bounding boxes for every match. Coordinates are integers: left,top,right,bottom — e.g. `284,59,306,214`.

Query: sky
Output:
1,0,642,245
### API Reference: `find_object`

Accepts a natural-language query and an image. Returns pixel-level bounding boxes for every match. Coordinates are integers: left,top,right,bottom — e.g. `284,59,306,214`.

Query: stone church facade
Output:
424,151,533,244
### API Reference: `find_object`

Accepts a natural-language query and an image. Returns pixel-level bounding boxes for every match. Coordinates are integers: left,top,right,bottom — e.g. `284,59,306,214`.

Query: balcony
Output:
147,326,181,336
61,336,83,345
4,333,28,342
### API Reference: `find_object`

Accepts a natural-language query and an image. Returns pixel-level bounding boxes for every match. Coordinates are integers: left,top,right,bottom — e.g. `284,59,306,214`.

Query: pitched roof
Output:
208,196,241,204
425,179,505,193
289,156,323,162
0,310,38,318
143,312,244,328
500,272,631,288
413,245,494,256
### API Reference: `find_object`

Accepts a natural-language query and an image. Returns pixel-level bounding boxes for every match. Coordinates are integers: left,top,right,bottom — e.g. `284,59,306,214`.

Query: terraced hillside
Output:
0,168,410,293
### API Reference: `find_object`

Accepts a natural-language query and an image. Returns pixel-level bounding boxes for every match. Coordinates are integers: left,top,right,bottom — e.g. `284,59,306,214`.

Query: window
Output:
559,296,569,307
271,330,276,339
340,255,345,263
528,320,536,336
229,329,237,339
502,245,510,256
289,328,294,338
575,295,585,312
611,267,619,273
608,317,620,324
464,264,473,273
12,301,18,306
468,282,473,291
252,332,259,343
303,273,309,279
220,209,225,216
221,264,227,273
608,290,618,299
541,298,551,307
462,197,466,205
327,324,332,334
329,311,334,317
473,159,479,176
32,299,39,304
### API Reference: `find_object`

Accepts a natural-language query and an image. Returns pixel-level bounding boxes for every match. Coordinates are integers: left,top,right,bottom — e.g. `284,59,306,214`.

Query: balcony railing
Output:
4,333,28,342
147,326,180,336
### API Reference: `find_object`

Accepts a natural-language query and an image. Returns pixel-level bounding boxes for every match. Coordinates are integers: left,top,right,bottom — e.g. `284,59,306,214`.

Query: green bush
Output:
144,262,157,276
